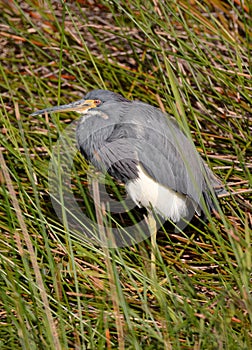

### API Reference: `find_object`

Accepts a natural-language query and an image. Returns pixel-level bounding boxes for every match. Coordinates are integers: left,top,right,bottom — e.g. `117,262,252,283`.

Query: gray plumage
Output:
76,90,223,219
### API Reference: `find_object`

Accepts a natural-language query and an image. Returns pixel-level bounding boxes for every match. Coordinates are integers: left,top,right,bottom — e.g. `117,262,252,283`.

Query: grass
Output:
0,0,252,349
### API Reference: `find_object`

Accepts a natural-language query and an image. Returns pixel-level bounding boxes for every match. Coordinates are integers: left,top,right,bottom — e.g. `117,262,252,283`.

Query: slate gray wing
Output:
115,102,209,208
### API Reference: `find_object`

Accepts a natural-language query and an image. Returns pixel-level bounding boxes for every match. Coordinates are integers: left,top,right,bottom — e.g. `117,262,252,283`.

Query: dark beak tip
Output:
29,110,48,117
30,111,40,117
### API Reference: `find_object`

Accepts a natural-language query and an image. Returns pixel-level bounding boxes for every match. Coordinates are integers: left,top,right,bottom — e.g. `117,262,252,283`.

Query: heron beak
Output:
30,99,98,116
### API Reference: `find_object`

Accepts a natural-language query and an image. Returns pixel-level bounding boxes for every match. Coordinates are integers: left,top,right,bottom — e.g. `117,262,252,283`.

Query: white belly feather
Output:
126,165,189,222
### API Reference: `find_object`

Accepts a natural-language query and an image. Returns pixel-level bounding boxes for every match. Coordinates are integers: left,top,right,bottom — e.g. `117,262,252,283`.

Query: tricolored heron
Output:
31,89,225,264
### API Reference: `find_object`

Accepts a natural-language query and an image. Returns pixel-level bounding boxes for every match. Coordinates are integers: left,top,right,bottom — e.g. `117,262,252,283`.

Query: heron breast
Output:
126,165,189,222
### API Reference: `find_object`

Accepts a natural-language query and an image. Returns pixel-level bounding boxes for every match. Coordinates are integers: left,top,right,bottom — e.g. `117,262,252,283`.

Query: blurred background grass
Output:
0,0,251,349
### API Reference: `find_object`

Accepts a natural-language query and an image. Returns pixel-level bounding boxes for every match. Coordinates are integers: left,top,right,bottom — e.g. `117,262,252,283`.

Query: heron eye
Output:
94,99,102,106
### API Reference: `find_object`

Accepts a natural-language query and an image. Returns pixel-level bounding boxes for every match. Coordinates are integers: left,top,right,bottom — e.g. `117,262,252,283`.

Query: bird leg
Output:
146,212,157,280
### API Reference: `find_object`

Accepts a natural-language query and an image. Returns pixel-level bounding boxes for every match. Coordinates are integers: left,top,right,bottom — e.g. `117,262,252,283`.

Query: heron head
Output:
30,89,128,117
